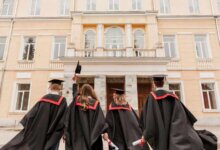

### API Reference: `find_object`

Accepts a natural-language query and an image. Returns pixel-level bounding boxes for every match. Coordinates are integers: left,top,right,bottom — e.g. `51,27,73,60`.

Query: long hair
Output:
80,84,98,110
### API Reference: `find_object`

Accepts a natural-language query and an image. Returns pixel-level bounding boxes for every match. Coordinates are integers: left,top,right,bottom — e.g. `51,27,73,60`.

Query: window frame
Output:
194,34,212,59
168,81,185,104
132,0,141,10
108,0,120,11
159,0,171,14
84,30,96,49
51,36,67,60
1,0,14,16
60,0,70,15
200,81,220,112
188,0,200,14
11,81,32,112
30,0,40,16
105,27,124,49
133,29,145,49
0,37,7,60
19,36,36,61
86,0,96,11
163,35,179,58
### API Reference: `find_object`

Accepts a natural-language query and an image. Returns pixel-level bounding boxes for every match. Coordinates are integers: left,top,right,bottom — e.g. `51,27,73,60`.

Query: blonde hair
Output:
115,94,126,104
80,84,98,110
50,84,62,91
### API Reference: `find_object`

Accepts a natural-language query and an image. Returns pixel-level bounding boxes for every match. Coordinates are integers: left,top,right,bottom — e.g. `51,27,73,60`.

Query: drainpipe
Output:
0,0,19,100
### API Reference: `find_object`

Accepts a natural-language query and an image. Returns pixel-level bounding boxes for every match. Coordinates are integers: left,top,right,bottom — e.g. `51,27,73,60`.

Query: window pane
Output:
169,84,180,90
209,91,217,109
53,44,59,59
59,44,66,57
202,83,214,90
203,92,209,109
16,92,23,110
18,84,30,90
105,27,123,49
22,92,30,110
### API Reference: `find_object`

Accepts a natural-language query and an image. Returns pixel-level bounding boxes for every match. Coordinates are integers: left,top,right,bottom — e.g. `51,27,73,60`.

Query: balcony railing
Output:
68,48,161,58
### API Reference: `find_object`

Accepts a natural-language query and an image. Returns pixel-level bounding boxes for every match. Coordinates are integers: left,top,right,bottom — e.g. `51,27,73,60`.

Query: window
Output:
1,0,14,16
53,37,66,60
0,37,6,60
189,0,199,13
169,83,182,100
105,27,123,49
218,1,220,13
15,84,31,111
195,35,210,59
60,0,70,15
163,35,177,58
134,30,144,49
87,0,96,10
201,83,217,110
132,0,141,10
85,30,96,49
109,0,119,10
31,0,40,16
22,37,36,61
159,0,170,13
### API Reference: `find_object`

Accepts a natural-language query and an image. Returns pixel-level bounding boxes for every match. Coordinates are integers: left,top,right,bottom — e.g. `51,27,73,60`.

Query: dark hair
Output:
154,81,164,88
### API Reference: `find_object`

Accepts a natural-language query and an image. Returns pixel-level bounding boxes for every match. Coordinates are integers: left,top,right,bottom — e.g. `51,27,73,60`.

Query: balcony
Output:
66,48,165,58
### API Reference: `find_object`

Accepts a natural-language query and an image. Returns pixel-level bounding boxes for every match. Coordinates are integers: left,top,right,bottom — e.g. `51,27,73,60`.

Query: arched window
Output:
105,27,124,49
134,30,144,49
85,30,96,49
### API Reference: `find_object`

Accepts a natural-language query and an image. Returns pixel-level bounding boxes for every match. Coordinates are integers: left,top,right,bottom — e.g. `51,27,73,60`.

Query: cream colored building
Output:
0,0,220,124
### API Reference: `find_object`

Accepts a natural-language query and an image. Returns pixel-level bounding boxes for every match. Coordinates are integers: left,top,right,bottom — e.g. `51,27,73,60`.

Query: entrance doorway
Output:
137,78,152,115
106,77,125,110
78,77,94,89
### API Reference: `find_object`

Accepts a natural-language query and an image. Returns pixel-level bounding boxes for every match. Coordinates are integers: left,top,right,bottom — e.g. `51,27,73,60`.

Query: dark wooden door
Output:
138,83,152,115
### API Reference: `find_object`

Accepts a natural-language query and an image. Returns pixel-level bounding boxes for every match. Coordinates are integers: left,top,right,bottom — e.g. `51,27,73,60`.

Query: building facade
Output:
0,0,220,123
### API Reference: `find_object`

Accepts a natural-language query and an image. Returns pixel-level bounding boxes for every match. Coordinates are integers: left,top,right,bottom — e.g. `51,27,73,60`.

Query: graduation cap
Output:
48,79,64,85
75,61,82,74
111,88,125,95
152,74,167,82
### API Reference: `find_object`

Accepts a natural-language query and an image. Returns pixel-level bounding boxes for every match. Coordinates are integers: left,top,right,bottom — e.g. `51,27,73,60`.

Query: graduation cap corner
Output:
75,60,82,74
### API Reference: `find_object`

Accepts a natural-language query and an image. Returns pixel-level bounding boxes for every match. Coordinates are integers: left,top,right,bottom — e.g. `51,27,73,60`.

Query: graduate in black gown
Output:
103,88,149,150
64,62,107,150
1,79,67,150
140,75,204,150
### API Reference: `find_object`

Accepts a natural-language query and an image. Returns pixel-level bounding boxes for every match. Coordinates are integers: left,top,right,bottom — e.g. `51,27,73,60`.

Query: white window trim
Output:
19,36,36,61
108,0,120,11
162,34,179,59
194,34,212,60
199,81,220,112
132,0,141,11
160,0,171,14
104,26,125,49
133,29,146,49
86,0,96,11
84,29,96,49
10,81,32,113
1,0,13,16
168,81,185,104
60,0,70,16
30,0,40,16
0,36,7,61
189,0,200,14
51,36,67,60
217,0,220,13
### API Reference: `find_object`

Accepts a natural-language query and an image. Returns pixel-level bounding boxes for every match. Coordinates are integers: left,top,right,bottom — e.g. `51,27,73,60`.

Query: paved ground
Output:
0,126,219,149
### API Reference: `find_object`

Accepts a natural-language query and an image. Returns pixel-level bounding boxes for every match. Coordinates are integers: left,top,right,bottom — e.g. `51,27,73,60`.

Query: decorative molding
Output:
16,72,32,79
200,72,215,78
49,72,64,79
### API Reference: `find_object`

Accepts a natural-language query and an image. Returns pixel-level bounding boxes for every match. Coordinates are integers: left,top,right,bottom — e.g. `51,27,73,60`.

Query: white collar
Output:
156,87,166,91
50,91,59,95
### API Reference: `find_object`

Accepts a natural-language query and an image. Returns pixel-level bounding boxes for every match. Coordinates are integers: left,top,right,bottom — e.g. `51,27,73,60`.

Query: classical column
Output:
125,24,133,57
146,23,158,49
71,23,83,49
63,73,74,105
125,75,138,111
95,75,106,112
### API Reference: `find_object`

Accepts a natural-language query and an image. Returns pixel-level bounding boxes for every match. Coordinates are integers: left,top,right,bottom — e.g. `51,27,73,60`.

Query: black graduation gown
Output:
140,90,204,150
65,84,107,150
1,94,67,150
106,102,149,150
